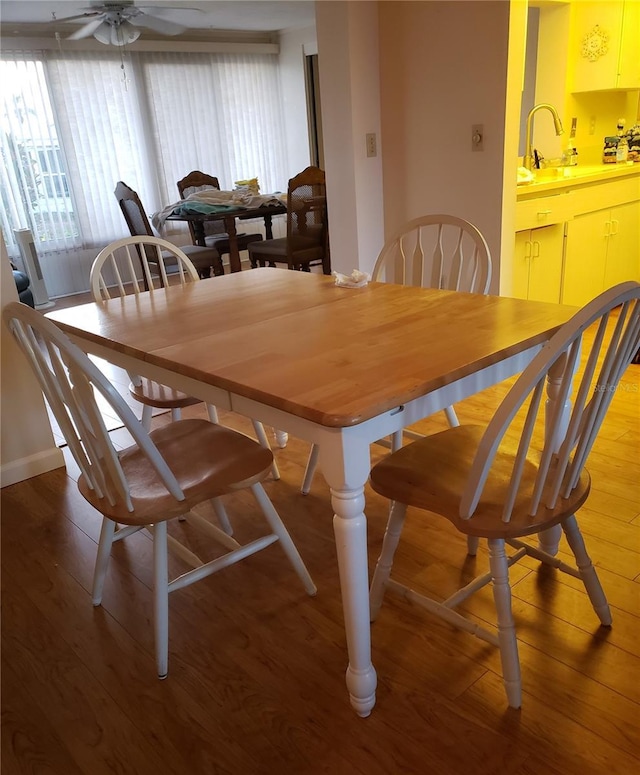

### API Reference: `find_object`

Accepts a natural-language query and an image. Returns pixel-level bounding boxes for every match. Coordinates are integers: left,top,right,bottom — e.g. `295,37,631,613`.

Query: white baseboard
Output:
1,446,66,488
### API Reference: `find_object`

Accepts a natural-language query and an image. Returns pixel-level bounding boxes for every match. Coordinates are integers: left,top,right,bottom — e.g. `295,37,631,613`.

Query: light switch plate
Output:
366,133,377,157
471,124,484,152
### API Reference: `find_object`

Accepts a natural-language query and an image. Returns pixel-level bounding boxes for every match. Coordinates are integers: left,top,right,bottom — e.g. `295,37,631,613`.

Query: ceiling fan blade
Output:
67,17,108,40
138,6,204,25
128,14,186,36
53,10,102,24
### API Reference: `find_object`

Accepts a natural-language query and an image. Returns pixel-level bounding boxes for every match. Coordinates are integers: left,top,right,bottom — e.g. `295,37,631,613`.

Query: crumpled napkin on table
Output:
332,270,371,288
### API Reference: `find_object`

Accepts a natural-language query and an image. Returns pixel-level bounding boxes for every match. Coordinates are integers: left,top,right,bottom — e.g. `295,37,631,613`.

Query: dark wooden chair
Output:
247,166,330,274
176,170,263,268
114,180,223,279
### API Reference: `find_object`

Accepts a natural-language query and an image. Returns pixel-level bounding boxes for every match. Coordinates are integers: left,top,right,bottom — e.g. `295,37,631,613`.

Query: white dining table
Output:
47,268,577,716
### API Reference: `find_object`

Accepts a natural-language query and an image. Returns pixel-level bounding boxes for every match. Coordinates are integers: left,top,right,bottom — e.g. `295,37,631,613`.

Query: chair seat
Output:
129,378,202,409
247,236,324,265
205,232,263,253
78,419,274,525
370,425,591,539
168,245,223,276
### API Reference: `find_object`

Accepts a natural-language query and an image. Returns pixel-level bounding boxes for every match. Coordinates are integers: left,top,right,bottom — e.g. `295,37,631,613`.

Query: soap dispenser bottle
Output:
563,117,578,166
616,118,629,163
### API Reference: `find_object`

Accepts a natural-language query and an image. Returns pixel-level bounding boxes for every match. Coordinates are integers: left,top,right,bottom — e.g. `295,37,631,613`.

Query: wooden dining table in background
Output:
166,201,287,273
47,269,578,717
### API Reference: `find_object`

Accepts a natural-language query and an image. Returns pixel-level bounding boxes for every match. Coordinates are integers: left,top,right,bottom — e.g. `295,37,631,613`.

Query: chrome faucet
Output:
523,103,564,170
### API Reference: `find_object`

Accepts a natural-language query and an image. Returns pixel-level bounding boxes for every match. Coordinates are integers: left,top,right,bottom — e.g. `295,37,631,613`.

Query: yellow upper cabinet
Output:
569,0,640,92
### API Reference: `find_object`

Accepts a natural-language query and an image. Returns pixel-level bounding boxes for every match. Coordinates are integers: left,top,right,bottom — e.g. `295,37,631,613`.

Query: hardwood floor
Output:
2,318,639,774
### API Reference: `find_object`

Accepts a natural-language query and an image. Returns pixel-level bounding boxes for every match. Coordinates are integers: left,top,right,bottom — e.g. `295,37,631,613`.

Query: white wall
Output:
377,0,510,293
316,1,385,275
1,230,65,487
315,0,511,286
278,25,316,179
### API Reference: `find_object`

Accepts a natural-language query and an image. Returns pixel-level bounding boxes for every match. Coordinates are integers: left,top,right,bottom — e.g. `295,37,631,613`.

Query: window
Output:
1,57,79,252
37,148,70,198
1,49,287,260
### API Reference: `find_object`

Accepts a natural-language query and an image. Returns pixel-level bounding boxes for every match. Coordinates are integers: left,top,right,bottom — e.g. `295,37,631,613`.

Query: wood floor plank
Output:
459,669,640,775
1,657,86,775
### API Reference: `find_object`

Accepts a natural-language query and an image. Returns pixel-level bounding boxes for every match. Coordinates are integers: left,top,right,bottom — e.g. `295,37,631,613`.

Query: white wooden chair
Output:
301,214,492,495
368,281,640,708
3,301,316,679
90,235,280,484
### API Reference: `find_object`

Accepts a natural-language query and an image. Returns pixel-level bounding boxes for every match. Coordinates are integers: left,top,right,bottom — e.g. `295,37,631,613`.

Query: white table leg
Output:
321,433,377,717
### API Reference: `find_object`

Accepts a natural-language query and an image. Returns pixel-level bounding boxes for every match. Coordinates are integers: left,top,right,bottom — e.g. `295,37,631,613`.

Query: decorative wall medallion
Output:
580,25,609,61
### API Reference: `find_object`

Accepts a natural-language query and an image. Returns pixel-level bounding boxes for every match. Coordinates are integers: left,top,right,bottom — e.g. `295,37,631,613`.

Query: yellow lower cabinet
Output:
513,225,564,303
602,201,640,289
564,202,640,307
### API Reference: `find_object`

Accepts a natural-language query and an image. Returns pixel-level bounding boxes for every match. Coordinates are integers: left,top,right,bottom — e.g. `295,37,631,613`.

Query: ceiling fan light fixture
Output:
92,20,114,45
112,19,141,46
92,18,141,46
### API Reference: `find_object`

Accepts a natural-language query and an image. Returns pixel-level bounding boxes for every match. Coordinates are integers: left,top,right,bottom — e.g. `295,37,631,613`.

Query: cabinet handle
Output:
532,241,540,258
524,240,532,259
610,219,619,236
537,209,552,218
604,220,611,237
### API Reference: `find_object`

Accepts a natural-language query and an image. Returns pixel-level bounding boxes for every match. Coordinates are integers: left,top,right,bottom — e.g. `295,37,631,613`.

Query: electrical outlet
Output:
471,124,484,152
366,133,377,158
589,116,596,135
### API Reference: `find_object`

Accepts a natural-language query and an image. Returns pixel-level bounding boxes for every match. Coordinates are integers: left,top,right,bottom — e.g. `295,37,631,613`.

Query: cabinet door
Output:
513,226,564,303
528,225,564,304
512,231,532,300
603,200,640,287
619,1,640,88
570,1,624,92
563,211,608,306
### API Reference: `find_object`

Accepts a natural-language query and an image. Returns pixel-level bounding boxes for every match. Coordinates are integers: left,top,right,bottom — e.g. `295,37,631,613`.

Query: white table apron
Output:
69,332,551,717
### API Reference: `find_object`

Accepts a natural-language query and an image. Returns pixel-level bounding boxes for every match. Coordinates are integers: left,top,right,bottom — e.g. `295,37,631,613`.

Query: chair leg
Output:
92,518,116,605
444,405,460,428
562,515,612,626
141,404,153,432
488,538,522,709
466,536,480,556
274,429,288,448
153,521,170,679
301,444,320,495
212,496,234,536
206,404,219,423
170,408,182,422
250,483,317,595
251,420,280,480
369,501,408,621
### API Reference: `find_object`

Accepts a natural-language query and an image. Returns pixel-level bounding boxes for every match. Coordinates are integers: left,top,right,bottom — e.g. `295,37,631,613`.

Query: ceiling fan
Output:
53,1,195,46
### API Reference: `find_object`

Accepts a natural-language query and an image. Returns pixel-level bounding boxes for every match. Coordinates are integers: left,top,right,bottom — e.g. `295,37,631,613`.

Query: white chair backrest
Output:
90,236,199,301
3,302,185,512
461,282,640,521
373,214,492,293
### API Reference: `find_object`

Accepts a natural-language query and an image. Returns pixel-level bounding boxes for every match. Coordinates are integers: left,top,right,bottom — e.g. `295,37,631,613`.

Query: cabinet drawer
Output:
515,194,574,231
570,176,640,215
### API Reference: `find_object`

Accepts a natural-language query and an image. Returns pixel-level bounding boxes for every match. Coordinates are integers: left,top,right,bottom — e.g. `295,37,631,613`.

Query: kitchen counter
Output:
517,162,640,198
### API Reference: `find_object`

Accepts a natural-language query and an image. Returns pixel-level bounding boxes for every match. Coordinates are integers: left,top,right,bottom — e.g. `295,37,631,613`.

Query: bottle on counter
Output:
563,117,578,166
616,118,629,163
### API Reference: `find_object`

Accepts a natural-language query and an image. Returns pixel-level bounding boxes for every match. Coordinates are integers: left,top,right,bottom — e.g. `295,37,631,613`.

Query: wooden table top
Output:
47,269,578,428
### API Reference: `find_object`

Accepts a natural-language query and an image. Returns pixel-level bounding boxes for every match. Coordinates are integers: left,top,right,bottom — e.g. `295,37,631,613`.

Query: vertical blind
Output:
1,48,288,259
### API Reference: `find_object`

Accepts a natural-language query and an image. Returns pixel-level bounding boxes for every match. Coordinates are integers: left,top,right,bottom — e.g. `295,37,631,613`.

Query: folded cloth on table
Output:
152,190,283,233
173,202,240,216
333,270,371,288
